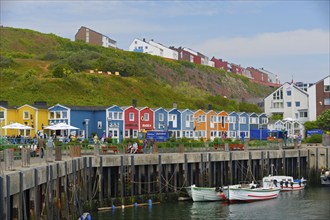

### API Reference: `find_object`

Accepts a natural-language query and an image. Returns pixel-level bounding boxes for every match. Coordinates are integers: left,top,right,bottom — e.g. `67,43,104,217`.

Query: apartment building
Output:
75,26,117,48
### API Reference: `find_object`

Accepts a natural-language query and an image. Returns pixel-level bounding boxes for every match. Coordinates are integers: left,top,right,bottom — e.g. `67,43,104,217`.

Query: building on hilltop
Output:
128,38,178,60
231,63,245,75
258,68,280,85
264,82,309,123
75,26,117,48
211,57,230,72
148,40,179,60
247,67,269,84
170,46,199,63
307,76,330,121
295,82,314,92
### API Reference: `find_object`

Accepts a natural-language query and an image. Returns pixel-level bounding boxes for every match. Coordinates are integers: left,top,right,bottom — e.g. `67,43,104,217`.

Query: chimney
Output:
34,101,47,106
0,100,8,107
173,102,177,109
208,104,212,110
132,99,137,107
143,38,146,42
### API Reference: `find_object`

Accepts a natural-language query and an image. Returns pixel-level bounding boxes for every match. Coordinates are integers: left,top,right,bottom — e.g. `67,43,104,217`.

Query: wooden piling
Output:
130,155,135,196
0,176,4,220
19,172,23,220
158,155,162,194
99,156,103,206
34,169,39,220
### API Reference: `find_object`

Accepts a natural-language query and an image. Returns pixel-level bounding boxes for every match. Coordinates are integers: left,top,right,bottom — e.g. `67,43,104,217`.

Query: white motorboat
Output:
321,170,330,186
227,186,280,203
191,185,226,202
262,175,306,191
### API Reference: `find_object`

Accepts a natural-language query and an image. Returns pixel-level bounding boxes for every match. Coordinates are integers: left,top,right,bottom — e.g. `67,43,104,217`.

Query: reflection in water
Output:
93,187,330,220
190,201,229,219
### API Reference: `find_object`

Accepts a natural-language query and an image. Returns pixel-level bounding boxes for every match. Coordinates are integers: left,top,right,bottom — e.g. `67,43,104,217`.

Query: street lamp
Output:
0,118,3,137
259,124,263,145
84,119,90,140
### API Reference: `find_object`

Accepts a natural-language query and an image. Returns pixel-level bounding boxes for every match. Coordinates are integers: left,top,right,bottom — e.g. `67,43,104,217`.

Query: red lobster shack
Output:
123,106,139,139
139,107,154,132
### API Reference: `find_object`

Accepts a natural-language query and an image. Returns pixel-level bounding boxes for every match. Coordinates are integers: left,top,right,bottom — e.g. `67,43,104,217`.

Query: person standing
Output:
131,142,138,154
149,139,154,154
143,138,148,153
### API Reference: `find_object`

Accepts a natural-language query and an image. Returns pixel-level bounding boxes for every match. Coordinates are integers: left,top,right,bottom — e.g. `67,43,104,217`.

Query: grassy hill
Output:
0,27,274,112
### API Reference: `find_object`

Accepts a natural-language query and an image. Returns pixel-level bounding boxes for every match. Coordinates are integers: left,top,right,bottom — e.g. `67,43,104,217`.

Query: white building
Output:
268,119,305,138
258,68,280,84
148,40,178,60
264,82,309,123
128,38,160,56
128,38,178,60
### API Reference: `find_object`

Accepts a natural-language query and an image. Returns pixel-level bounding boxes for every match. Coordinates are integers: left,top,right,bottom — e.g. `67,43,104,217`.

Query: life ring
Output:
141,116,144,121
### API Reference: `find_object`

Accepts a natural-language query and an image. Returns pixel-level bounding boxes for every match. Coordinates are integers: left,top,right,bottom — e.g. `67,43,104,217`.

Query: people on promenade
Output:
297,134,302,147
283,133,287,147
149,139,154,154
93,134,99,144
143,138,148,153
131,142,138,154
38,138,44,158
127,142,132,153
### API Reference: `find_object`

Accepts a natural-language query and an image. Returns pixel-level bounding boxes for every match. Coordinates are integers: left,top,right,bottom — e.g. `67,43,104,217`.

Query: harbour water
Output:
92,186,330,220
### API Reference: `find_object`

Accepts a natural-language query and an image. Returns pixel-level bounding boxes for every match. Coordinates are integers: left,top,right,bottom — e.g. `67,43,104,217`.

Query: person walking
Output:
149,139,154,154
143,138,148,153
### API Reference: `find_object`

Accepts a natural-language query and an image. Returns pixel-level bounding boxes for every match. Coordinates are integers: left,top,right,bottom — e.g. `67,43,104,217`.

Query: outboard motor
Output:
290,181,294,188
280,181,284,188
285,181,289,187
273,179,278,187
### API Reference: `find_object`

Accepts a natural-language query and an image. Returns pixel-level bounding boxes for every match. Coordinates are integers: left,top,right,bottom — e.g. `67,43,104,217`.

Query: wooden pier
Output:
0,146,328,219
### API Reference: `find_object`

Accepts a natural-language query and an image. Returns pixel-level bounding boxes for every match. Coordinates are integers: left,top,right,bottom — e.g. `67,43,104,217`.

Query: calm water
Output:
92,187,330,220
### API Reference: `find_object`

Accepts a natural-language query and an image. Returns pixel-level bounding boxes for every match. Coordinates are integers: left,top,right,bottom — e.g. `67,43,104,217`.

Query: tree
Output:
316,109,330,131
269,113,283,121
304,121,319,131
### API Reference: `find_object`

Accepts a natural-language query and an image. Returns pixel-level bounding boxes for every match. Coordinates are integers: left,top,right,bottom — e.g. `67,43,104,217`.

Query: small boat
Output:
221,182,259,199
184,184,194,198
262,175,307,191
226,185,280,203
191,185,226,202
320,169,330,186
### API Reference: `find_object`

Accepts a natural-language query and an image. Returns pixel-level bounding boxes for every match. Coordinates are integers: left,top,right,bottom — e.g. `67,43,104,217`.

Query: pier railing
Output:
0,138,301,165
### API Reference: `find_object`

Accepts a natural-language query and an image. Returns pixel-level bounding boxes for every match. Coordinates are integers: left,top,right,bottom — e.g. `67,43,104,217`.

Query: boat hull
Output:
191,185,225,202
228,188,280,203
320,175,330,186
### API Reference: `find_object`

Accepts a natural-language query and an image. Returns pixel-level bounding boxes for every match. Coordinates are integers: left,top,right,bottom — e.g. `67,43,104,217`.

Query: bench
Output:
213,144,225,150
230,144,244,151
108,145,119,154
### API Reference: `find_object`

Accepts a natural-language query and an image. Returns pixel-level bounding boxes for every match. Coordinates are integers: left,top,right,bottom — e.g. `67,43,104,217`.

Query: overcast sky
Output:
1,0,329,84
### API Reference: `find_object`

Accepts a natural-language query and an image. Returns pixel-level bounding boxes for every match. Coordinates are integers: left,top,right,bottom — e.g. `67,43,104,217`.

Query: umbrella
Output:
44,122,79,130
2,122,32,130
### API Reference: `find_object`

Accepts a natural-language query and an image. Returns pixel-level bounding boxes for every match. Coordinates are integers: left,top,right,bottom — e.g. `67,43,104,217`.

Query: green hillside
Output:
0,27,274,112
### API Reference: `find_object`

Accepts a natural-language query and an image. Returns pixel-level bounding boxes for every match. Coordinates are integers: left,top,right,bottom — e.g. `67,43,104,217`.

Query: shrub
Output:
0,55,15,68
306,134,322,143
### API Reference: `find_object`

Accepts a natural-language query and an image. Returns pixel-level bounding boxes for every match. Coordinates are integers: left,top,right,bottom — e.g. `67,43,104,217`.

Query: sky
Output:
1,0,329,84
